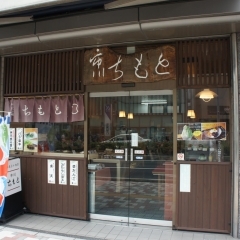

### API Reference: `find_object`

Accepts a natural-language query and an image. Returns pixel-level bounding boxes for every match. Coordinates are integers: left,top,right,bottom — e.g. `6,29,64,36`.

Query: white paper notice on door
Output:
131,133,138,147
70,161,78,186
180,164,191,192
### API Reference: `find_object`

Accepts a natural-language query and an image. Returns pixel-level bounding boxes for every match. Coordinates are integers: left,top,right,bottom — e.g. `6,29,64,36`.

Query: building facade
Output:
0,0,239,238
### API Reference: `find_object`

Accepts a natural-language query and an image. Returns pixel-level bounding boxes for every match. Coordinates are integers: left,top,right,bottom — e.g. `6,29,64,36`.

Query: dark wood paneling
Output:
4,50,84,96
176,162,231,233
20,156,88,220
177,38,230,88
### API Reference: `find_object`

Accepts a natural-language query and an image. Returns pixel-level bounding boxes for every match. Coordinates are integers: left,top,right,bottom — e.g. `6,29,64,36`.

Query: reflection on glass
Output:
88,94,173,221
177,88,230,162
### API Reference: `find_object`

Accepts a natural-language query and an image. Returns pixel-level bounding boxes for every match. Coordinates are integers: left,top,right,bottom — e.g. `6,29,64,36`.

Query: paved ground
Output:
0,213,237,240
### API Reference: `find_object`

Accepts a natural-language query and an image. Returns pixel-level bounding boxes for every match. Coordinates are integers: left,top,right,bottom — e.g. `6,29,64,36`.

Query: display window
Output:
177,88,230,162
9,122,84,154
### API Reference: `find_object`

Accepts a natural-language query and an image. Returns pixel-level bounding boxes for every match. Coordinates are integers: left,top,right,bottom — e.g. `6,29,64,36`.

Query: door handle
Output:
125,148,128,161
130,148,133,161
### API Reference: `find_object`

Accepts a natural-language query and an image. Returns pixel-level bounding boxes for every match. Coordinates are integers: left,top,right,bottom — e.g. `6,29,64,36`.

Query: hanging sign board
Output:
5,158,21,197
84,45,176,85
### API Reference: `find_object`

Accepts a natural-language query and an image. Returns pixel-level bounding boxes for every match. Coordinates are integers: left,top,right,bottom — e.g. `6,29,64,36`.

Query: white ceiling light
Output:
105,0,167,10
141,99,167,105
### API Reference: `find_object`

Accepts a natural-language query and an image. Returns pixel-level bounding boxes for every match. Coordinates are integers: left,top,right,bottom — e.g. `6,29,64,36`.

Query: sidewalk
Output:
0,213,237,240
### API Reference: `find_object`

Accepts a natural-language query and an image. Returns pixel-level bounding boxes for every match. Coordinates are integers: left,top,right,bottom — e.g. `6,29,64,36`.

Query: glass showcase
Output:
177,88,230,162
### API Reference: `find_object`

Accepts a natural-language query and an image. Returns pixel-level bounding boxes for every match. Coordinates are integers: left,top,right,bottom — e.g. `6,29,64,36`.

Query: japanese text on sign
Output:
59,160,67,185
84,46,176,84
5,158,22,197
70,161,78,186
48,159,55,184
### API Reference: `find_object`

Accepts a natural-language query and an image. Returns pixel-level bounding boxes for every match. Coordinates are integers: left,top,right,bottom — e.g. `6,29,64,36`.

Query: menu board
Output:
177,122,226,141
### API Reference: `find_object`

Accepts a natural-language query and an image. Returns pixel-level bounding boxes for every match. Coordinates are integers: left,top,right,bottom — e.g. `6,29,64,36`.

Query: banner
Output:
50,96,68,123
0,113,11,217
4,98,19,122
68,95,84,122
34,98,51,122
4,95,84,123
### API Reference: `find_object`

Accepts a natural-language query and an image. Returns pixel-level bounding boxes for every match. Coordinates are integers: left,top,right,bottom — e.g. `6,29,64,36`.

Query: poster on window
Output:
5,158,21,197
24,128,38,152
9,128,15,151
0,113,11,217
177,122,226,141
16,128,23,151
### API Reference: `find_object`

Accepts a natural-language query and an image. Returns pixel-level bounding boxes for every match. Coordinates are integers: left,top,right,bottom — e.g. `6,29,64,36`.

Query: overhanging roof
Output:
0,0,240,55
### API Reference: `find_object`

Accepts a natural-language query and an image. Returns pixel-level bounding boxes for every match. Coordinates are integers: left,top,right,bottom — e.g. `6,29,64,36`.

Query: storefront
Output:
0,35,233,234
0,0,240,237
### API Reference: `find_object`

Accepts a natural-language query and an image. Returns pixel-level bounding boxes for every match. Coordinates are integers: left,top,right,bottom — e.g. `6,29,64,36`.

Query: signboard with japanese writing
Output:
83,45,176,85
4,95,84,123
59,160,67,185
70,161,78,186
9,128,15,151
24,128,38,152
48,159,55,184
5,158,21,197
16,128,23,151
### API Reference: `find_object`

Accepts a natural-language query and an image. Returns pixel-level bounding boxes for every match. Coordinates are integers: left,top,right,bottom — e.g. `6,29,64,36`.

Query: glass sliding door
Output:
88,90,174,226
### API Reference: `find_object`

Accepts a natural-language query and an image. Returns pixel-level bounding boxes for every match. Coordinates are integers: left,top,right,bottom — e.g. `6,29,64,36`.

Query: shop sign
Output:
16,128,23,151
59,160,67,185
5,158,21,197
48,159,55,184
84,45,176,85
70,161,78,186
4,95,84,123
177,122,226,141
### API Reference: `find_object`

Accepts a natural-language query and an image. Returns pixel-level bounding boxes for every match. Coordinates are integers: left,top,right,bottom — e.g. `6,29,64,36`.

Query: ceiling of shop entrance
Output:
0,0,240,55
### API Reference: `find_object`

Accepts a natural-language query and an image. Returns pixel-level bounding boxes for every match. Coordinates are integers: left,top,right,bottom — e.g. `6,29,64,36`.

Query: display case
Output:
177,122,228,162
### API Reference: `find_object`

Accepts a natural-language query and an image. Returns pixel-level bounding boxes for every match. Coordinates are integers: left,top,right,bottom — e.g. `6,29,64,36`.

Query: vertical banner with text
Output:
0,114,11,217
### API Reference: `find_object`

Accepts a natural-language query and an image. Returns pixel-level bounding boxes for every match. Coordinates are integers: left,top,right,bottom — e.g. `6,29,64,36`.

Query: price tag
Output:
177,153,185,161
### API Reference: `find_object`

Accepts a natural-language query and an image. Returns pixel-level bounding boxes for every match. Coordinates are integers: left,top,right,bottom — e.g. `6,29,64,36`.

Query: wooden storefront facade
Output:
3,37,232,233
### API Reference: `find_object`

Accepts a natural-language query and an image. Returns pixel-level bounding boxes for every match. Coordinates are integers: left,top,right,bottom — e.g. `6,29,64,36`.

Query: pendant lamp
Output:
195,89,217,102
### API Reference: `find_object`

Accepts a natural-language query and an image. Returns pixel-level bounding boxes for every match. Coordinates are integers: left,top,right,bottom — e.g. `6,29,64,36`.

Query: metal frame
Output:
231,33,239,238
